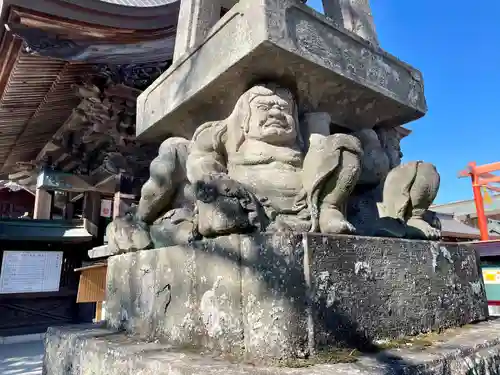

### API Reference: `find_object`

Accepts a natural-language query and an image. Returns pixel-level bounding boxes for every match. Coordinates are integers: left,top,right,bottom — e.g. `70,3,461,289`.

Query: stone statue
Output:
186,83,363,237
107,83,363,249
347,127,441,240
106,137,196,251
106,83,441,252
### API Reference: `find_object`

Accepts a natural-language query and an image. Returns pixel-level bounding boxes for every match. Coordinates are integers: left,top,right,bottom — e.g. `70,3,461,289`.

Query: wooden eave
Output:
10,7,176,43
0,6,176,176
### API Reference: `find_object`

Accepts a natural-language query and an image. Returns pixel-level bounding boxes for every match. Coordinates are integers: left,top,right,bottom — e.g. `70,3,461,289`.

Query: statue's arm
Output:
186,122,228,183
136,137,191,224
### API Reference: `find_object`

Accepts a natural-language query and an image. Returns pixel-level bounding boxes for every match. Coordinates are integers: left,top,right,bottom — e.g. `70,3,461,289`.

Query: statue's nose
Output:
269,106,284,117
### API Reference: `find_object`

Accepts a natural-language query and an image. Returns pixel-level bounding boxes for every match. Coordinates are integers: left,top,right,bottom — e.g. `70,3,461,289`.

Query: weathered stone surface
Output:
88,244,112,259
193,235,243,352
43,320,500,375
173,0,223,62
306,235,488,348
106,245,197,343
240,233,308,359
106,236,243,352
105,214,153,253
105,233,487,360
322,0,379,46
136,0,426,141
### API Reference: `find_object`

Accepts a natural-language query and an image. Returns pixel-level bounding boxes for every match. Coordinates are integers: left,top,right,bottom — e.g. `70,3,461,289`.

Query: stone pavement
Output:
0,340,44,375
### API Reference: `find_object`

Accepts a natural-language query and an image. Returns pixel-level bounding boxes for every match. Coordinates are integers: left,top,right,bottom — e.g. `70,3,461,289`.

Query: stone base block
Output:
136,0,426,140
105,233,488,360
43,321,500,375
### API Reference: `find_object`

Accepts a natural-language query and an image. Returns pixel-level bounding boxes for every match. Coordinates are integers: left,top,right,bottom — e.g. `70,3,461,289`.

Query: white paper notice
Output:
100,199,112,218
0,251,63,294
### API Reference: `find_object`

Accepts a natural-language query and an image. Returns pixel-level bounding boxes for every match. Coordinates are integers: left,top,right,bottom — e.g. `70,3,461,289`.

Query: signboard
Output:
0,251,63,294
100,199,112,218
483,268,500,285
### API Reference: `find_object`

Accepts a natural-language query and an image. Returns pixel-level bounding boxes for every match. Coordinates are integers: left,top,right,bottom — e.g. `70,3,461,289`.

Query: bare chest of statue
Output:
227,140,304,212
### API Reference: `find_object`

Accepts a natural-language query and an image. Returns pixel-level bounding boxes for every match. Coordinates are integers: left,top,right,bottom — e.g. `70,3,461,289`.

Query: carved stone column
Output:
173,0,223,62
322,0,379,46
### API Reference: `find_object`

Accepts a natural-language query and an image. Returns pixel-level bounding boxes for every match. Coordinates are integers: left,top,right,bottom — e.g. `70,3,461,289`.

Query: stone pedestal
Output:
43,319,500,375
136,0,426,140
104,233,488,360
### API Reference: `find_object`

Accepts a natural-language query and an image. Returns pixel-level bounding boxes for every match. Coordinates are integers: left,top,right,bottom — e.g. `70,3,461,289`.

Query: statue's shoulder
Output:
191,120,227,151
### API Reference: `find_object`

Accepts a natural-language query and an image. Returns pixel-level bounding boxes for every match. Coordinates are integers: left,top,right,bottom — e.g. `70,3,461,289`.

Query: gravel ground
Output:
0,340,44,375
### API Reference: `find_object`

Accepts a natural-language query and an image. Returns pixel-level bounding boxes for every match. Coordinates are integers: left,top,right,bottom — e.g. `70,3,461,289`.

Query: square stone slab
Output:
136,0,427,140
44,320,500,375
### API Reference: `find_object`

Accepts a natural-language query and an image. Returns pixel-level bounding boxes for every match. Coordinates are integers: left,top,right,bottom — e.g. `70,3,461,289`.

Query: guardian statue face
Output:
245,86,298,146
376,127,403,168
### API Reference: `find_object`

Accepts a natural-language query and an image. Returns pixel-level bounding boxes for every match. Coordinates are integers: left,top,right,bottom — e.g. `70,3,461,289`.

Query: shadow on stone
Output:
102,224,487,374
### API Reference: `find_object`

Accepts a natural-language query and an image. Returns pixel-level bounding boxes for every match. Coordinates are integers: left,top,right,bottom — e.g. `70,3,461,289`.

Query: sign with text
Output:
0,251,63,294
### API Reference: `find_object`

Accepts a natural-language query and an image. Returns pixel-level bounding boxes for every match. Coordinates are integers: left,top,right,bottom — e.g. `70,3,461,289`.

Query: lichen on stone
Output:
276,348,360,368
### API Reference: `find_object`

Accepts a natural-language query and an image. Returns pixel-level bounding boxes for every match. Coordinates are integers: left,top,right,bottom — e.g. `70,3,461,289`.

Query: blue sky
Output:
308,0,499,204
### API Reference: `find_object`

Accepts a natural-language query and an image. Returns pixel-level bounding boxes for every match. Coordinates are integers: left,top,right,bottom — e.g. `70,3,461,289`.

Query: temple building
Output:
432,195,500,240
0,0,250,336
0,0,183,220
0,180,34,218
0,0,182,337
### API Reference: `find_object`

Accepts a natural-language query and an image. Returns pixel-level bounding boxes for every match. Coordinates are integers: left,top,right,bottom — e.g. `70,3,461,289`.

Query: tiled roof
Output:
489,219,500,235
100,0,173,6
432,195,500,217
437,213,482,239
437,212,500,240
0,179,34,194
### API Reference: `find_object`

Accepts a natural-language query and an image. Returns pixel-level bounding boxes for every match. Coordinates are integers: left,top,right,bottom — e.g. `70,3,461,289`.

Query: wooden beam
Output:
37,169,115,194
471,162,500,176
112,192,135,219
70,193,84,203
486,185,500,193
479,176,500,184
33,188,52,219
12,7,176,43
95,302,104,322
83,191,101,237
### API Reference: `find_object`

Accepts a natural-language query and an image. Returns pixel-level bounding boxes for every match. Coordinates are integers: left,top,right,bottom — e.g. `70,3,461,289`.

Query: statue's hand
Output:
193,177,269,237
195,177,254,204
106,214,152,253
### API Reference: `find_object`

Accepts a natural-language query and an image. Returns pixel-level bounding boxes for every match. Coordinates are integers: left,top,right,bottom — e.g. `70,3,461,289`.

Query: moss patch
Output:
375,331,444,351
276,349,360,368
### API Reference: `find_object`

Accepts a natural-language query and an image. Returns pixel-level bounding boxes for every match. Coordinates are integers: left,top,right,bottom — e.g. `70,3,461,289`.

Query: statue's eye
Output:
257,105,269,110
